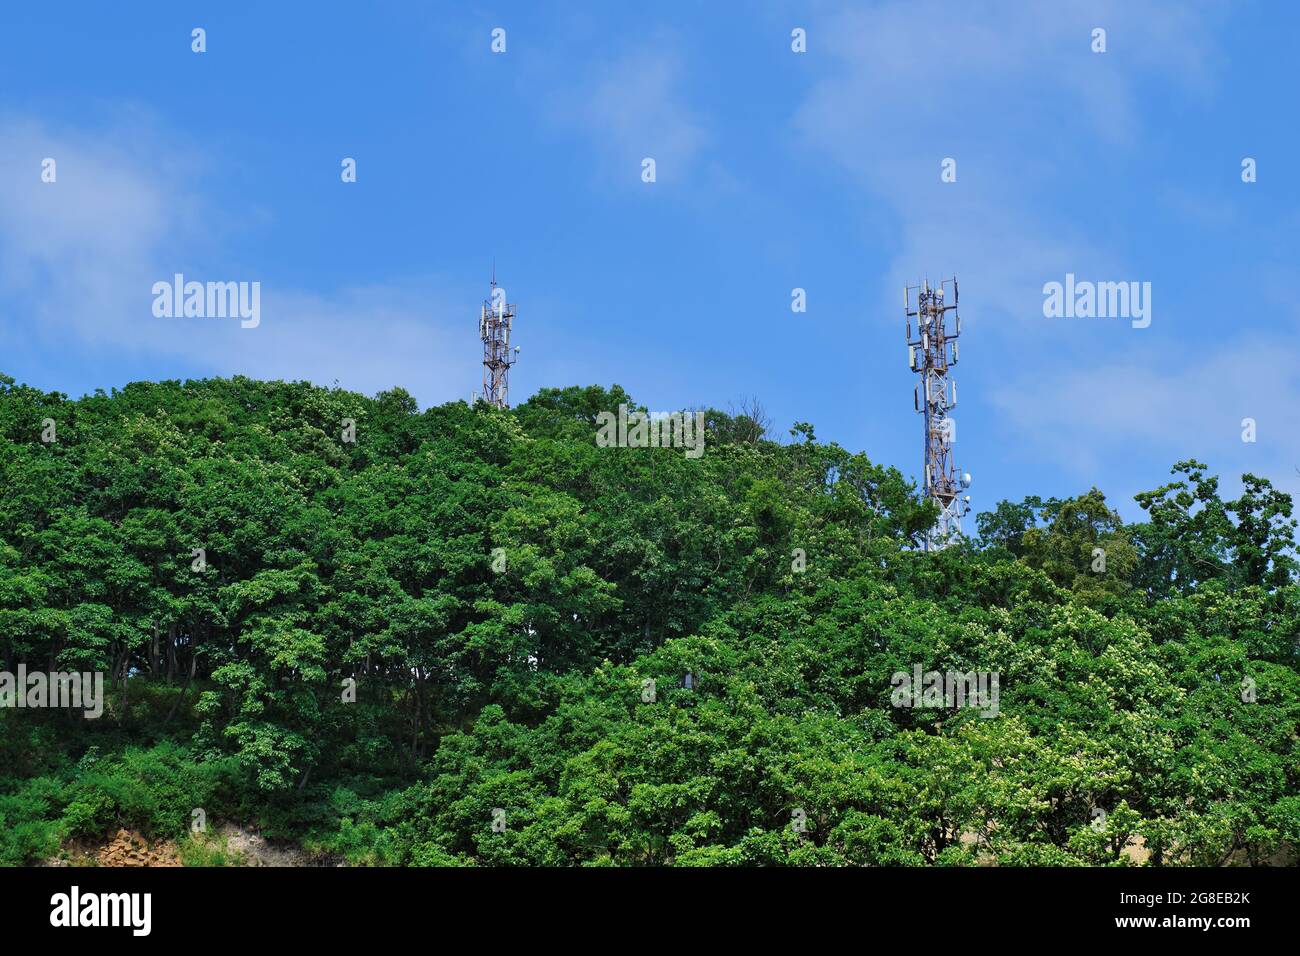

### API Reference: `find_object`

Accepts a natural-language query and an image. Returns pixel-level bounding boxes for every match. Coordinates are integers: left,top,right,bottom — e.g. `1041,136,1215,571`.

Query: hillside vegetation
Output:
1,372,1297,866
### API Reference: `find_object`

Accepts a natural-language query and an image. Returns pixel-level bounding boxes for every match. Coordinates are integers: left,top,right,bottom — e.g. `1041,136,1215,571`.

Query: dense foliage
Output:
2,372,1297,866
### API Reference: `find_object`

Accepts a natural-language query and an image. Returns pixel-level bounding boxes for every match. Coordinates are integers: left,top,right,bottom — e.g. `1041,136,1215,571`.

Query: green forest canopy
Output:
1,372,1298,866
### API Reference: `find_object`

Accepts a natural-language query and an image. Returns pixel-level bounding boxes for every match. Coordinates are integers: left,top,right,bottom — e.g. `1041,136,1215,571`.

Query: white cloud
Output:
0,113,204,346
545,42,710,186
789,0,1289,498
791,0,1225,331
0,114,474,407
988,338,1300,504
227,281,476,404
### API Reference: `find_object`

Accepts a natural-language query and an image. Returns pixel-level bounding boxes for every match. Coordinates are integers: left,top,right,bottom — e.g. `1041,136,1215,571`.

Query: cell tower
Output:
905,277,971,551
479,268,518,409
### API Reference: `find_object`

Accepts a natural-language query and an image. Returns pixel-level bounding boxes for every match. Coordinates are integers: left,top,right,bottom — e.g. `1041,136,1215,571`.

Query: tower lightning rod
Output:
905,276,970,551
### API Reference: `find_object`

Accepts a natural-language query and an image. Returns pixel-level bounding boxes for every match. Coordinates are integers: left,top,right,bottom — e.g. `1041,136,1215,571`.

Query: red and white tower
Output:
479,270,518,409
905,277,971,550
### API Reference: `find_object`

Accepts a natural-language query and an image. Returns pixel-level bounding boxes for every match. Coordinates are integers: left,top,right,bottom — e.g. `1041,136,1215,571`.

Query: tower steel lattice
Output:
479,272,518,409
905,277,971,551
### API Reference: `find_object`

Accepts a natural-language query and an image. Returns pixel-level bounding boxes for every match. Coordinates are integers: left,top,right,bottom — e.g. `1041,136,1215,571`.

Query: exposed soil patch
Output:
98,828,182,867
44,823,334,867
44,828,181,867
216,823,322,867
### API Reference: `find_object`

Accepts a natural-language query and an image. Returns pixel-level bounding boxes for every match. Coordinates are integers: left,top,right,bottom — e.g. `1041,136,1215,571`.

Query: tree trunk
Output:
167,623,178,682
118,651,131,722
165,652,199,724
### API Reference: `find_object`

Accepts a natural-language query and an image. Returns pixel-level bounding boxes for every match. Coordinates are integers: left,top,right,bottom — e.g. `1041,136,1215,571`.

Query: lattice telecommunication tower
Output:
905,277,971,550
479,269,519,409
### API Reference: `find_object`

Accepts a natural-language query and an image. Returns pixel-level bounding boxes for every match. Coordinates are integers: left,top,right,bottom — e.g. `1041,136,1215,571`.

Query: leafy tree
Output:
0,373,1296,868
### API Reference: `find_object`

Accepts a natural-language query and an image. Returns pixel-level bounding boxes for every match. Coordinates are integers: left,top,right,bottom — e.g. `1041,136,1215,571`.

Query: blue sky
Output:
1,1,1297,521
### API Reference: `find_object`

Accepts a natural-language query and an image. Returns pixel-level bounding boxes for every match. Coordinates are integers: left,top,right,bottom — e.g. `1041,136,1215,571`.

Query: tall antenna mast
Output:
479,269,518,409
905,276,970,551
